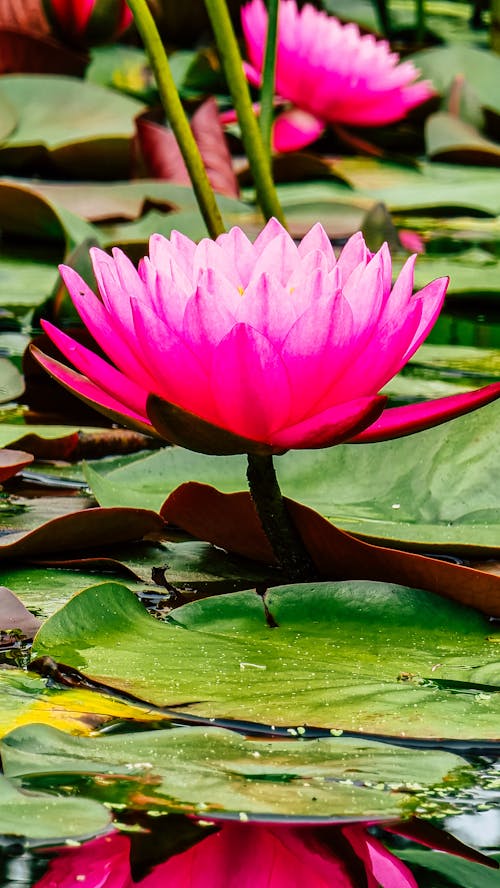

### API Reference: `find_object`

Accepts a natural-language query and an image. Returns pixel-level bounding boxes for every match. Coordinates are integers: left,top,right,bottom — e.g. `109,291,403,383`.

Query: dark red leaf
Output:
161,482,500,617
135,99,240,198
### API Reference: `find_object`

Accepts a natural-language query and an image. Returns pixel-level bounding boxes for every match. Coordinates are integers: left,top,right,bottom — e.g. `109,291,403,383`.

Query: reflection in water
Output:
23,823,422,888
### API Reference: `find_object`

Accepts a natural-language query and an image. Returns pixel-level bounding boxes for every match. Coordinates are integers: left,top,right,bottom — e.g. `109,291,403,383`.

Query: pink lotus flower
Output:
32,219,500,455
35,823,420,888
240,0,435,152
43,0,133,45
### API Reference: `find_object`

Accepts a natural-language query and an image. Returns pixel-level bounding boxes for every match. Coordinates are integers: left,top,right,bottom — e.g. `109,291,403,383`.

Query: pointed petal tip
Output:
349,381,500,444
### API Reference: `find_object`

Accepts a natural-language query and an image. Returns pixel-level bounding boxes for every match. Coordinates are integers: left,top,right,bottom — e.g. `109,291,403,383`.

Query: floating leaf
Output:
0,722,467,821
0,669,164,738
162,482,500,616
0,507,165,561
0,75,145,178
410,46,500,117
32,580,500,739
0,775,110,844
426,112,500,166
86,400,500,557
0,586,40,637
0,448,33,482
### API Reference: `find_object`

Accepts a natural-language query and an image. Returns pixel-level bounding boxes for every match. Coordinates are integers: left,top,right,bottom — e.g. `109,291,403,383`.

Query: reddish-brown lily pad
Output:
0,449,34,483
135,98,239,198
162,483,500,617
0,507,165,561
0,587,40,638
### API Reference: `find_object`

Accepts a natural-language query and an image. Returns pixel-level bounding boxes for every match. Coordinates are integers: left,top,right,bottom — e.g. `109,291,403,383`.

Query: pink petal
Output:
30,347,150,426
335,232,371,285
349,382,500,443
131,301,217,423
183,269,238,351
330,298,422,401
281,288,355,418
270,395,386,450
40,320,148,417
212,324,292,440
59,264,159,392
236,272,298,343
273,108,326,153
399,276,448,366
215,226,257,288
344,826,418,888
298,222,336,270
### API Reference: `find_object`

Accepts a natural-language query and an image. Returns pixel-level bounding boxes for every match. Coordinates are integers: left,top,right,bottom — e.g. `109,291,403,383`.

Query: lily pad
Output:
410,46,500,117
32,580,500,739
0,722,467,822
0,669,164,739
0,75,145,178
86,399,500,556
0,775,110,844
1,541,282,618
0,507,165,561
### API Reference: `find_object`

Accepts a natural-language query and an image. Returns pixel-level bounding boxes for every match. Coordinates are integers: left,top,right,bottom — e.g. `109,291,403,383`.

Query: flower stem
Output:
126,0,226,239
247,454,317,581
204,0,286,225
260,0,279,159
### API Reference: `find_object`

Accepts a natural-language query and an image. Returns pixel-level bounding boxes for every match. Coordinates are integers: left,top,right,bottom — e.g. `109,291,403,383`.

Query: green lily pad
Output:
277,160,500,216
0,775,110,844
0,722,467,822
0,75,145,178
0,668,166,739
425,113,500,166
0,180,101,250
85,399,500,555
410,46,500,117
32,580,500,739
1,540,282,618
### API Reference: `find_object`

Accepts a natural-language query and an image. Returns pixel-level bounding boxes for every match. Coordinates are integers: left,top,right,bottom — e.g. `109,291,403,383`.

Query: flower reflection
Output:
36,821,419,888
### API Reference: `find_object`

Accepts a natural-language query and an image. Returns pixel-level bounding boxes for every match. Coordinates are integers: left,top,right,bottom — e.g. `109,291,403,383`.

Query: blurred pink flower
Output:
43,0,133,44
241,0,435,151
35,823,419,888
33,219,500,455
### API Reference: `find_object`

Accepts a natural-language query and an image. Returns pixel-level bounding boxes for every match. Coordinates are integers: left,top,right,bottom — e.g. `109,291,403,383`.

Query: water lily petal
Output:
344,827,418,888
40,320,148,417
271,396,386,449
273,108,326,153
131,300,216,422
350,382,500,443
30,347,151,431
59,264,159,392
212,324,292,440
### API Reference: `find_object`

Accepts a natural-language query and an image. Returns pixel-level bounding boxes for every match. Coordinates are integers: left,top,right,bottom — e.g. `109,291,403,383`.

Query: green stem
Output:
260,0,279,159
415,0,425,45
247,454,317,582
372,0,392,38
204,0,286,225
127,0,226,238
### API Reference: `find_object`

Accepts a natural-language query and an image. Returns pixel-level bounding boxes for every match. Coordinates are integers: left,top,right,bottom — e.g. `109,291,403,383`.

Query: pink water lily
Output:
43,0,133,43
33,219,500,456
35,823,419,888
240,0,435,152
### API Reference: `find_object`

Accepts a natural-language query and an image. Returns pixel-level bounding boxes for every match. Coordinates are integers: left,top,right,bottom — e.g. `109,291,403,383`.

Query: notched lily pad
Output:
31,580,500,740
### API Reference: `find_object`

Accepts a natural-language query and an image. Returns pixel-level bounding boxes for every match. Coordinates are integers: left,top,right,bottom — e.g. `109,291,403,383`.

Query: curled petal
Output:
349,382,500,443
30,347,152,434
273,108,326,153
